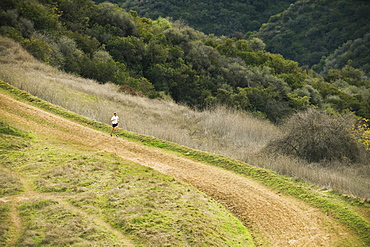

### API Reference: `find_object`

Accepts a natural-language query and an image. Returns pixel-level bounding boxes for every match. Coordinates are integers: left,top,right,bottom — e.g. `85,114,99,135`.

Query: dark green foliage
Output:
65,31,100,57
16,0,60,31
56,0,95,32
92,2,137,37
258,0,370,75
110,0,295,37
319,33,370,77
0,0,369,123
20,37,51,62
311,66,370,119
107,36,145,76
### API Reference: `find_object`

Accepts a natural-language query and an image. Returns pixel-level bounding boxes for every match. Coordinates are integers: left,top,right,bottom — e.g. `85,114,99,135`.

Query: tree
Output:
107,36,145,76
21,37,51,62
64,31,100,57
265,53,306,89
16,0,60,31
92,2,137,37
248,37,266,51
57,0,95,32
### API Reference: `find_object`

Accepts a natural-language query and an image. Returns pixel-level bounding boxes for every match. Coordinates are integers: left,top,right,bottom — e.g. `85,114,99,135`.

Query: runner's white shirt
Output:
111,115,119,124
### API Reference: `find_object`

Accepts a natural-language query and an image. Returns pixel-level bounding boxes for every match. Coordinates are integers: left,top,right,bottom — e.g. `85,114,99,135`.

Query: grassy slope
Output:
1,36,368,201
1,79,370,245
0,87,254,245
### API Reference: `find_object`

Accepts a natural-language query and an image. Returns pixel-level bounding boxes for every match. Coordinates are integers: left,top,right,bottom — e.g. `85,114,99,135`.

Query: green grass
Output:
17,199,123,246
0,203,12,245
0,120,30,197
0,93,254,246
8,142,253,246
1,79,370,246
0,120,29,137
0,170,24,197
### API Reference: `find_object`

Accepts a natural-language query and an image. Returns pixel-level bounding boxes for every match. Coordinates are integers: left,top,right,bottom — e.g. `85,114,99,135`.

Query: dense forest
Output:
0,0,369,123
258,0,370,76
93,0,296,37
98,0,370,77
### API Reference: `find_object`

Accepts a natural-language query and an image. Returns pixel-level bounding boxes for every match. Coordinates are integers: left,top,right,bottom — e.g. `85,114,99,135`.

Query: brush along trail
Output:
0,91,350,246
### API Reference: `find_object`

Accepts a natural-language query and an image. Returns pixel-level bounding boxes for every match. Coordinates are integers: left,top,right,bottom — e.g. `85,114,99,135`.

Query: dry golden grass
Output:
1,36,369,199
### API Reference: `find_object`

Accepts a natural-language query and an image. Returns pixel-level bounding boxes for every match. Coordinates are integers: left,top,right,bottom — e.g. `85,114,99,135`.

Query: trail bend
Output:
0,91,348,246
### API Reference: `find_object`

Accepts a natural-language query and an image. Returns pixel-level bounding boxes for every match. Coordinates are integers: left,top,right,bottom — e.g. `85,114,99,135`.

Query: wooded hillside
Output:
0,0,369,123
258,0,370,76
93,0,296,37
101,0,370,77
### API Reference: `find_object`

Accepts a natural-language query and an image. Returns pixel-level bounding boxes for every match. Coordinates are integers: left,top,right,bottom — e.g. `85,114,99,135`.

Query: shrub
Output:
21,37,51,62
16,0,60,31
266,109,368,164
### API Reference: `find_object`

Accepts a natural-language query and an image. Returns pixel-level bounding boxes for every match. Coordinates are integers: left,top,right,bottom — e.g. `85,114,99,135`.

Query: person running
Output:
110,112,119,137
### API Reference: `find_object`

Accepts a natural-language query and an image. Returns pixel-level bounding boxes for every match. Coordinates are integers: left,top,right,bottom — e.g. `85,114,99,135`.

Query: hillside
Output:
1,80,369,246
96,0,370,76
1,0,370,123
0,89,254,246
94,0,296,36
257,0,370,75
1,36,369,201
1,34,370,245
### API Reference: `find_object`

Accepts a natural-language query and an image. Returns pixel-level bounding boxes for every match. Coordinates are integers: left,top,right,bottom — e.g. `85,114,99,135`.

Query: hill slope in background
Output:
257,0,370,75
93,0,296,36
1,37,368,201
99,0,370,75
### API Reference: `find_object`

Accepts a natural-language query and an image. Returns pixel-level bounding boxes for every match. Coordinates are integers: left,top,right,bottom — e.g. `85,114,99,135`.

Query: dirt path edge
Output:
0,89,352,246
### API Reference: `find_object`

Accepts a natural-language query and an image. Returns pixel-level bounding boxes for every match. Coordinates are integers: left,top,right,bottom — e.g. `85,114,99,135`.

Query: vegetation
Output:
266,109,368,164
0,1,369,245
0,112,254,246
0,37,369,199
258,0,370,76
1,0,369,123
1,77,370,246
319,33,370,76
94,0,370,77
98,0,296,36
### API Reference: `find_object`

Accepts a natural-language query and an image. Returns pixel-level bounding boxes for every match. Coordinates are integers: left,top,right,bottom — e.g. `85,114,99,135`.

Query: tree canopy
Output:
257,0,370,76
0,0,369,123
93,0,296,37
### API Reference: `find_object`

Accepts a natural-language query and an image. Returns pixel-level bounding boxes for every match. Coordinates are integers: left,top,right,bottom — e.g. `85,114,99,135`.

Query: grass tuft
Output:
17,199,123,246
0,203,12,245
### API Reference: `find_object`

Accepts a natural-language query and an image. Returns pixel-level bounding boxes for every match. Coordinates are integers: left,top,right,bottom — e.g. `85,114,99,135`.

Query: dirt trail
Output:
0,91,348,246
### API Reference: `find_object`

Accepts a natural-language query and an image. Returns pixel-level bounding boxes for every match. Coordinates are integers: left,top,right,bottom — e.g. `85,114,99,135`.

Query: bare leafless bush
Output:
266,109,368,164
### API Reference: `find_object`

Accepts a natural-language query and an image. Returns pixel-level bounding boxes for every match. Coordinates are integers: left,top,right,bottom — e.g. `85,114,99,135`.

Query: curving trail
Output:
0,91,348,246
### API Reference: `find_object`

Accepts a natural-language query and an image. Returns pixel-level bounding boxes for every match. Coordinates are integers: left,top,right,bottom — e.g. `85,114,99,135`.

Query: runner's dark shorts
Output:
112,123,118,127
